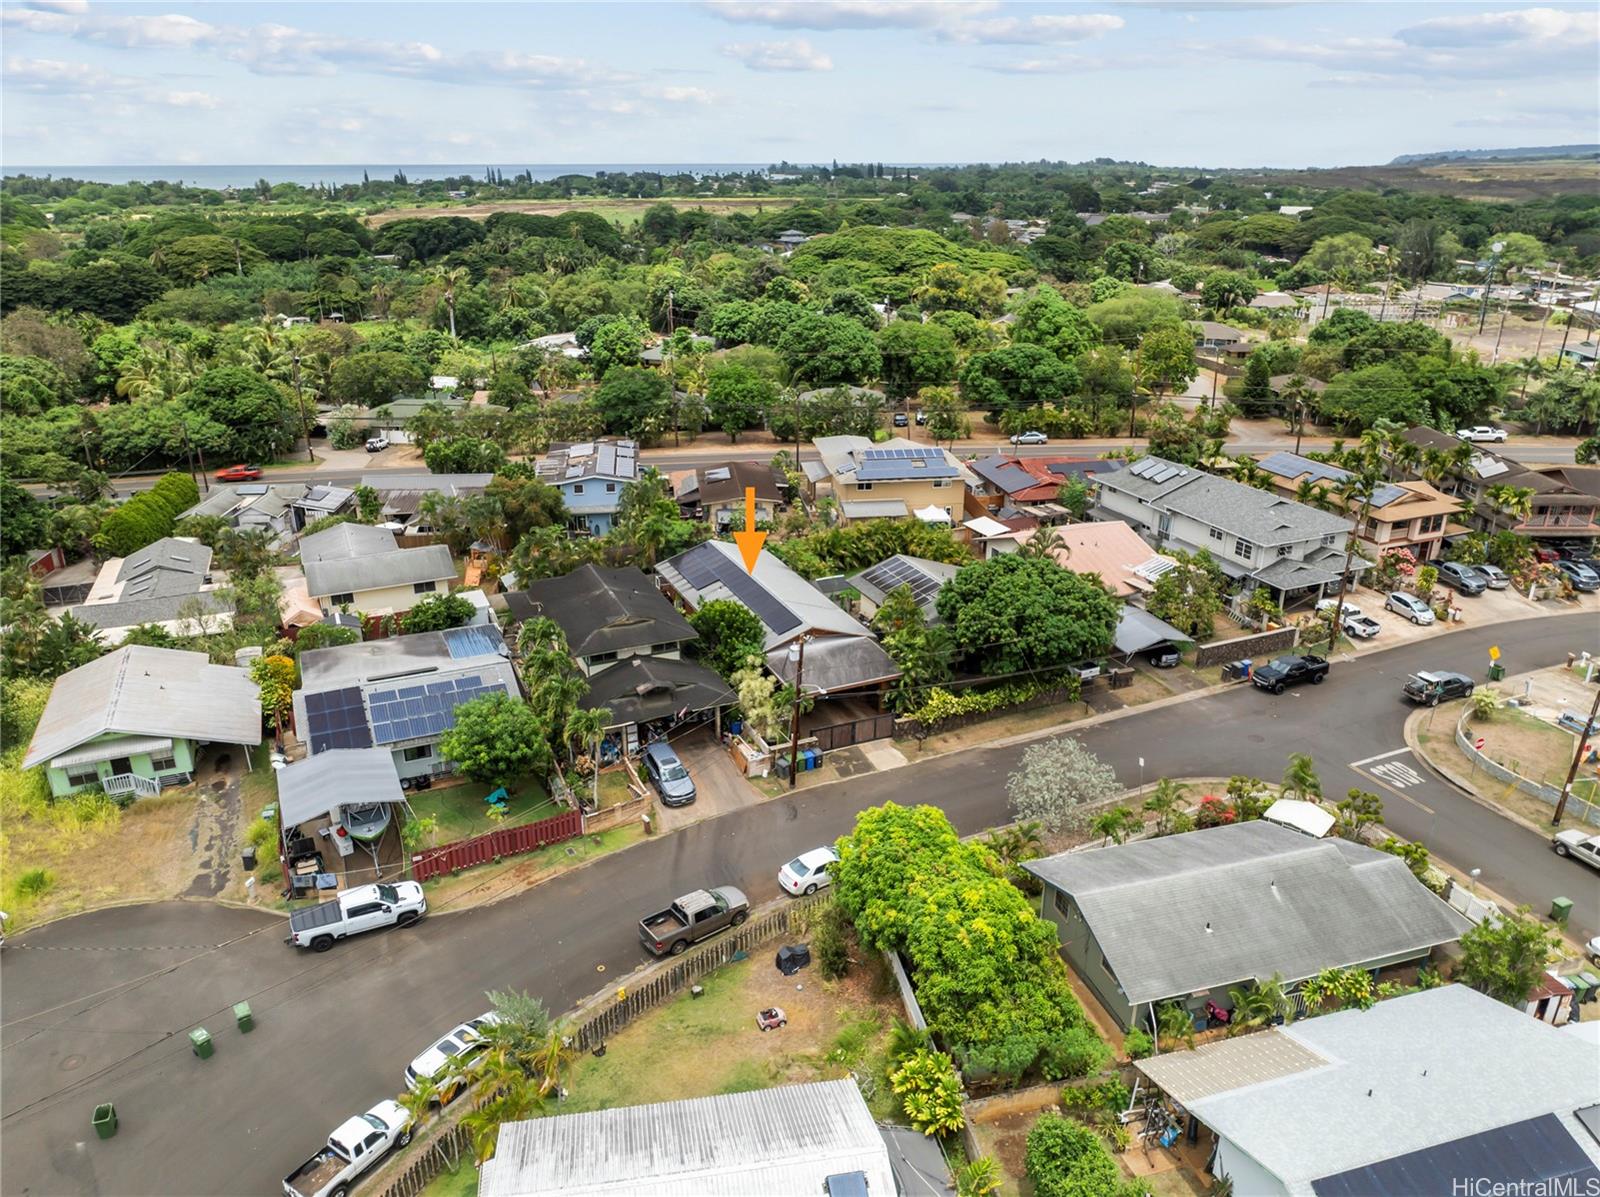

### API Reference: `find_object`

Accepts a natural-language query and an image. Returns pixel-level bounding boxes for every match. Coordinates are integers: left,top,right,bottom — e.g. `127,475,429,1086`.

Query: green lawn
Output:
407,776,559,843
421,1158,477,1197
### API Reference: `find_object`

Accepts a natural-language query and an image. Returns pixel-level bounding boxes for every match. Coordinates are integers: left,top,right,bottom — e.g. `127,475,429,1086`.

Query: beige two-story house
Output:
1256,452,1463,563
806,436,975,526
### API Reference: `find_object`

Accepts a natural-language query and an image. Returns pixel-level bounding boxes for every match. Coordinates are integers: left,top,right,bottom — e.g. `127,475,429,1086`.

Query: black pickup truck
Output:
1251,654,1330,695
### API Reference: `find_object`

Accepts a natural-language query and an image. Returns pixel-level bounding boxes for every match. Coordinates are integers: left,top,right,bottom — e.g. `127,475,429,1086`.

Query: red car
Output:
1534,546,1560,564
215,464,263,482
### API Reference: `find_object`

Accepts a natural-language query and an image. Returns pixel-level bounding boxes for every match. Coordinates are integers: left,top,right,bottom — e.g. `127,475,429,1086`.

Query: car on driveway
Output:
286,881,426,951
216,463,262,482
365,434,390,453
1145,644,1181,667
1342,613,1381,639
1455,425,1507,443
1555,560,1600,592
1315,599,1362,619
642,740,696,806
404,1012,501,1103
1436,561,1487,596
1402,671,1475,706
1470,563,1509,589
1553,830,1600,871
779,847,838,896
1385,592,1435,625
892,411,909,427
1009,431,1048,445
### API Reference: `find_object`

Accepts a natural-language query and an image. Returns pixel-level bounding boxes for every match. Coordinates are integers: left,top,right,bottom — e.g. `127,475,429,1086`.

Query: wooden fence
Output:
410,809,583,882
370,891,832,1197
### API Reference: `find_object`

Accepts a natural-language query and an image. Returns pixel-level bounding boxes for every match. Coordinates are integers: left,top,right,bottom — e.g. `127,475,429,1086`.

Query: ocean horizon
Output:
2,163,782,189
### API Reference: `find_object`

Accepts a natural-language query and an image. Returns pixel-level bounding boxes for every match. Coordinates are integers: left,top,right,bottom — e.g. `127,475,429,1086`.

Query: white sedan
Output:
778,847,838,896
1455,425,1507,443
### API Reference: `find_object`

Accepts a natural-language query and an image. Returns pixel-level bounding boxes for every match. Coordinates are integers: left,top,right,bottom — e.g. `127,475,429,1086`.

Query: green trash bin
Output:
1488,663,1505,681
1551,896,1573,925
189,1027,214,1059
233,1001,253,1033
92,1103,117,1140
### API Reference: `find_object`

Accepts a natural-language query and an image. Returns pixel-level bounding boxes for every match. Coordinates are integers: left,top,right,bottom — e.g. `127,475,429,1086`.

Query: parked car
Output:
215,463,262,482
1342,614,1382,639
1251,654,1330,694
404,1012,501,1103
639,887,749,956
365,434,390,453
1385,592,1436,625
1401,671,1475,706
1145,644,1181,668
1470,563,1509,589
1315,599,1362,619
286,882,426,952
892,411,909,427
914,410,927,425
1455,425,1507,443
1556,560,1600,592
1534,546,1561,564
1552,830,1600,871
779,847,839,896
282,1100,412,1197
1436,561,1487,596
1009,431,1048,445
642,741,696,807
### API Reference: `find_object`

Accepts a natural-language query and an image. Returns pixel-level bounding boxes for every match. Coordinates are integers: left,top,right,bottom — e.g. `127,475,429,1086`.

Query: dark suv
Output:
1435,561,1486,595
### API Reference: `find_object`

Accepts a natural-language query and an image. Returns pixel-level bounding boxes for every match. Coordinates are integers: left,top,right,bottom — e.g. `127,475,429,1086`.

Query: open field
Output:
364,195,805,227
1236,157,1600,202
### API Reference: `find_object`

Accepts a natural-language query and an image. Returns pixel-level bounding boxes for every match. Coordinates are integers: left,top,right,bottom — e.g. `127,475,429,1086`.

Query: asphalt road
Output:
3,613,1597,1197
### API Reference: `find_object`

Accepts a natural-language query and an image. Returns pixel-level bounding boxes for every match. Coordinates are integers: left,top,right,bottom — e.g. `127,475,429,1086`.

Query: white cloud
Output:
720,38,833,70
979,50,1159,73
1398,6,1598,48
941,13,1124,44
646,84,719,103
703,1,996,31
3,55,221,111
27,0,91,12
158,89,219,109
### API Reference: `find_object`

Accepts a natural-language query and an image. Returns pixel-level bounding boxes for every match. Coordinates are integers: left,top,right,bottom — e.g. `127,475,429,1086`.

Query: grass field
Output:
364,195,805,227
407,777,560,844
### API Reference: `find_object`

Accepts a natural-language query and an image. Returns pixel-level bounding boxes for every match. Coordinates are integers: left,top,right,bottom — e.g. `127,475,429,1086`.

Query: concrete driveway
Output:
653,727,764,834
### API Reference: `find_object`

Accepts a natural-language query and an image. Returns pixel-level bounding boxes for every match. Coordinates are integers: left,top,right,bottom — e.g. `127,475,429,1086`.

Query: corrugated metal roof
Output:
23,646,260,769
299,523,399,563
478,1079,895,1197
1136,1029,1329,1102
275,747,405,827
50,735,173,770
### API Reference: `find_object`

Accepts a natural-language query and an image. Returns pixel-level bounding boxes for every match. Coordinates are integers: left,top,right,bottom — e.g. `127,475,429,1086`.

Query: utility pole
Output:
785,636,808,791
1477,241,1505,335
1552,681,1600,826
291,354,314,462
1558,285,1598,362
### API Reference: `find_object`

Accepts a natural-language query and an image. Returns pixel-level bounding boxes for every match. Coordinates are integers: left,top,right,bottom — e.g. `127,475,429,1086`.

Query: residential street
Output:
2,612,1596,1197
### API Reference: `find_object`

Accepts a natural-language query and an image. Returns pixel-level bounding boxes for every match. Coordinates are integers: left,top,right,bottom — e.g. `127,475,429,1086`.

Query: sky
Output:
2,0,1598,169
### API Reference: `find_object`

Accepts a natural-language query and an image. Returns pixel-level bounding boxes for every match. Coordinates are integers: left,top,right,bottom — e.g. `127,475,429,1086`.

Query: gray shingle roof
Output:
23,646,260,768
478,1079,895,1197
302,544,456,599
299,522,399,563
581,655,733,727
506,565,696,657
116,538,212,598
1100,456,1352,546
1023,821,1470,1005
70,590,232,631
765,636,901,693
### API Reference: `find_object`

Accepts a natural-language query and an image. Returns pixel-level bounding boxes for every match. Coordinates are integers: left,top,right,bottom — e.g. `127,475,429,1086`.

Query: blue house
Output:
534,439,639,536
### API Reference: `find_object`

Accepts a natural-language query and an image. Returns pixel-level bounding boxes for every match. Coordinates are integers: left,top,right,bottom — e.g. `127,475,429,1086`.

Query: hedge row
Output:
94,472,200,558
832,803,1107,1086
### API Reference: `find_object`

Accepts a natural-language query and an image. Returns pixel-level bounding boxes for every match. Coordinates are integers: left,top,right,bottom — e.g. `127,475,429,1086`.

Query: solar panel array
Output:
676,543,801,636
367,675,500,746
859,556,945,608
442,624,502,660
855,446,958,482
1128,458,1188,485
304,687,374,754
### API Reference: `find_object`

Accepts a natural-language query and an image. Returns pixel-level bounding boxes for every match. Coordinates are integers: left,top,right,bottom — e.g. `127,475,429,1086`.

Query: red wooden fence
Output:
410,808,583,882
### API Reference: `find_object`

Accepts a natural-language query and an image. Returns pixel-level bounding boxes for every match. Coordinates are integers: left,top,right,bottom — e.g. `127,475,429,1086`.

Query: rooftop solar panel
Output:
859,557,945,608
304,686,374,755
672,543,801,636
443,624,501,660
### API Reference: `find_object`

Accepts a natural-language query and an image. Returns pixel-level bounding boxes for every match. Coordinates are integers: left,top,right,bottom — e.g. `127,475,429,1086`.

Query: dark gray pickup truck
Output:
1251,654,1329,695
639,887,749,956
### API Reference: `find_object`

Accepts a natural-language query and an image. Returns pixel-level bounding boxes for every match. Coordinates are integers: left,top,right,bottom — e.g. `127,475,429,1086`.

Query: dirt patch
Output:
972,1109,1039,1197
184,753,242,897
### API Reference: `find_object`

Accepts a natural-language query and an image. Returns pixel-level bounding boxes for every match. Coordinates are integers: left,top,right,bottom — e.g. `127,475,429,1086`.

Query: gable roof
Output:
275,747,405,828
116,538,212,598
812,435,973,488
69,589,232,632
969,454,1122,501
179,484,308,523
302,544,457,599
479,1079,894,1197
1182,985,1600,1193
535,439,640,485
299,522,398,563
845,554,961,622
1017,520,1174,597
581,654,733,728
1099,456,1352,546
24,646,260,768
678,460,785,507
656,540,871,649
1023,821,1470,1005
507,565,696,657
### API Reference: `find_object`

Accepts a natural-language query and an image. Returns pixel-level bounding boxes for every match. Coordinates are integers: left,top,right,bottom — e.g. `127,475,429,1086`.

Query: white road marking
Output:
1370,761,1426,789
1349,747,1412,768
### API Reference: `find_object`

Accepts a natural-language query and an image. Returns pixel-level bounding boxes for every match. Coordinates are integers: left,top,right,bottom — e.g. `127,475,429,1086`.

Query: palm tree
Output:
1143,779,1190,836
1156,1001,1196,1051
1516,354,1547,403
369,279,396,321
564,706,610,771
433,265,471,340
530,1024,577,1098
1226,973,1294,1034
1090,805,1141,846
1019,526,1066,561
1281,752,1322,802
1484,484,1535,524
396,1074,440,1128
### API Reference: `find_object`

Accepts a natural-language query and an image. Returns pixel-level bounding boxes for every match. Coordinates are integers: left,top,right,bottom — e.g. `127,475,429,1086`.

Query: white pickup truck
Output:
282,1100,411,1197
286,882,426,952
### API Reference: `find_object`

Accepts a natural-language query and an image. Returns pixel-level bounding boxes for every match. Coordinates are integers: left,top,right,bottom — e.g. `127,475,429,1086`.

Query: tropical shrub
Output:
1025,1113,1132,1197
889,1049,965,1137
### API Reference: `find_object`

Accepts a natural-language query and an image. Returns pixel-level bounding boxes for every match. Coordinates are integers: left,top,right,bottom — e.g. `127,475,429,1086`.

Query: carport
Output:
1111,606,1191,661
274,747,410,890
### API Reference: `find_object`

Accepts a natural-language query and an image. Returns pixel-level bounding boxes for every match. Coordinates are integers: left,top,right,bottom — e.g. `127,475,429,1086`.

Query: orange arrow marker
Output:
733,486,767,573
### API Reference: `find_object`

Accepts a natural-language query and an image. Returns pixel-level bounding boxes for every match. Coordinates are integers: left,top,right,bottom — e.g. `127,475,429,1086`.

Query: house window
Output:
588,651,618,665
150,754,177,773
66,766,100,788
605,482,617,493
1208,527,1224,542
1365,518,1380,537
572,483,584,495
1321,533,1336,547
330,592,355,606
1053,890,1071,918
1235,539,1254,561
1276,544,1293,558
650,642,677,654
855,482,873,492
1421,514,1444,534
402,744,433,762
412,580,438,595
932,479,951,489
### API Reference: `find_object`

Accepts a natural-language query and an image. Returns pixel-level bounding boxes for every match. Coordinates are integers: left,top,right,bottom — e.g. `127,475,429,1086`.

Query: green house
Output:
23,646,262,799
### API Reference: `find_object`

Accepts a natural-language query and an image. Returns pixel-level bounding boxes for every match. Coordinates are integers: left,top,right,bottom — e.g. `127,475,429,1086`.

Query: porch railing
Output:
102,773,161,798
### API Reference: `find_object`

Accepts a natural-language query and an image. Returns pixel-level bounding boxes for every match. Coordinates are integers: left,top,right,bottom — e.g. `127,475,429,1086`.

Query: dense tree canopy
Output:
934,555,1121,675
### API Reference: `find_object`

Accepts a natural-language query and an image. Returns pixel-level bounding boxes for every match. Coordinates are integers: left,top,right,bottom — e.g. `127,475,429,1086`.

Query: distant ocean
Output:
4,163,772,188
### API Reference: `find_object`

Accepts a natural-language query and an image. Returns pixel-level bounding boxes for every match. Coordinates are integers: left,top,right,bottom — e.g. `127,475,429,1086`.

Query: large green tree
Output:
878,320,957,401
687,599,766,680
934,555,1120,675
1456,906,1562,1006
437,692,552,788
1009,287,1096,364
595,367,671,440
181,366,293,462
330,351,426,408
704,362,776,442
778,312,882,387
959,345,1077,419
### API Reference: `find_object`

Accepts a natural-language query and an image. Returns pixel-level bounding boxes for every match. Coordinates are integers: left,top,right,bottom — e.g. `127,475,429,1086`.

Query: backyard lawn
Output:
406,776,562,844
